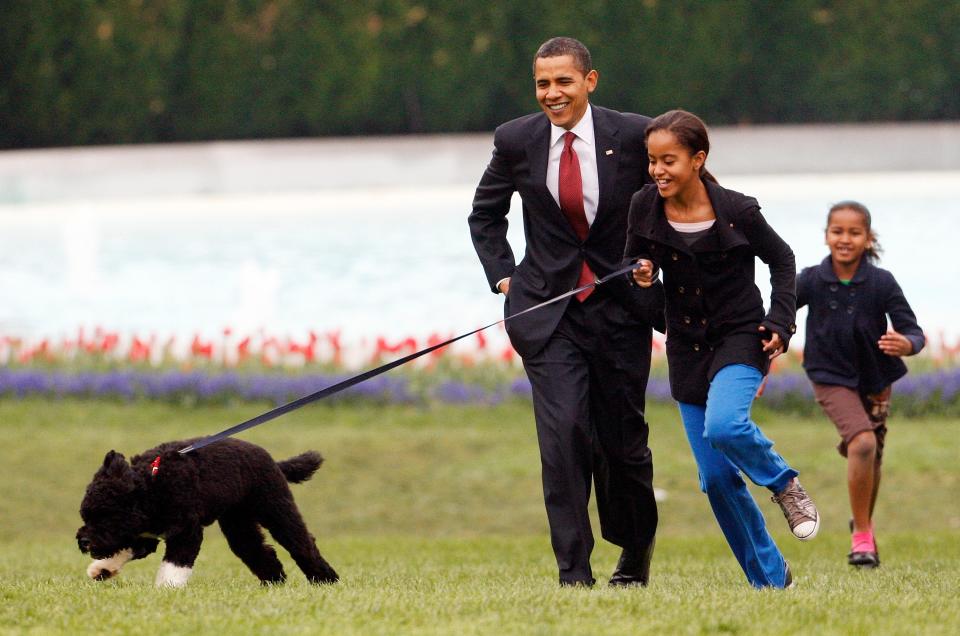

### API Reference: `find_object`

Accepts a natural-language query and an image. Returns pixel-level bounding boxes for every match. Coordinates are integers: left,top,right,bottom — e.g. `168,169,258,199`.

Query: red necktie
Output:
558,131,595,302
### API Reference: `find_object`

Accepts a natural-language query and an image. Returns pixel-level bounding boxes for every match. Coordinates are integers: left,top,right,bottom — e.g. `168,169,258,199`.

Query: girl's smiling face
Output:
826,207,871,267
646,129,705,199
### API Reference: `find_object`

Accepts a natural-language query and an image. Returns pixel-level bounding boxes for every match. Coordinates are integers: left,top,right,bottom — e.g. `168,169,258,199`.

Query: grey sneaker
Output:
771,479,820,540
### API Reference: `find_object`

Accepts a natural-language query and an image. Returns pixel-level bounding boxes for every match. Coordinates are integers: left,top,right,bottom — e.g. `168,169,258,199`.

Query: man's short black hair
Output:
533,37,592,76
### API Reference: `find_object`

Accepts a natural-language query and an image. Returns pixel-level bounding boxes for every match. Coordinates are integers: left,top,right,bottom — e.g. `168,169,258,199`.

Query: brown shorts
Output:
812,383,890,463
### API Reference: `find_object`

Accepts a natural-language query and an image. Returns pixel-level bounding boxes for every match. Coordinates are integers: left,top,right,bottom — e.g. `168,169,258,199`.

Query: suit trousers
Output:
520,288,658,584
678,364,797,588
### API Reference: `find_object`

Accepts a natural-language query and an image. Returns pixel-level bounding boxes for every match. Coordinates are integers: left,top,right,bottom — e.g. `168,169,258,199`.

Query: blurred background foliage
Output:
1,0,958,149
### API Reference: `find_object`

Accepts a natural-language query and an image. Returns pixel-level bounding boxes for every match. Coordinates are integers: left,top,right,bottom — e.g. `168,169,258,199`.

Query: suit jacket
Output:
469,105,664,358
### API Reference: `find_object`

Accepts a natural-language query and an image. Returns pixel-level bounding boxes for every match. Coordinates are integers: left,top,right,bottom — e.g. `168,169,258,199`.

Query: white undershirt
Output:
668,219,716,232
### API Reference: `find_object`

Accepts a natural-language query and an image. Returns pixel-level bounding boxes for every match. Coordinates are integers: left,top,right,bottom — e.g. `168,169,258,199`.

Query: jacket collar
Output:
525,114,572,238
591,105,621,227
638,179,751,254
526,114,552,190
703,179,751,252
816,255,872,283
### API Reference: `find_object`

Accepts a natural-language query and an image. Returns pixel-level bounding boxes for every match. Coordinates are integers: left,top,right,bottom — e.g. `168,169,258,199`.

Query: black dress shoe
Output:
608,538,655,587
559,577,595,588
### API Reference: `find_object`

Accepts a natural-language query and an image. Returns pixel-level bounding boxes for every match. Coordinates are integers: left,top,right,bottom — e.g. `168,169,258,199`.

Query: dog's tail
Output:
278,451,324,483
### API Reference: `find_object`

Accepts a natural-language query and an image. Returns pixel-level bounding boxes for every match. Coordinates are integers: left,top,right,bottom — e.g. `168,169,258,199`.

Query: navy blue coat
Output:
624,181,797,405
797,256,925,394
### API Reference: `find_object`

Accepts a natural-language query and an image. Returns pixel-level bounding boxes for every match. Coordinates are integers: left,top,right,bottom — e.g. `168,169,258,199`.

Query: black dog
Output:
76,438,338,587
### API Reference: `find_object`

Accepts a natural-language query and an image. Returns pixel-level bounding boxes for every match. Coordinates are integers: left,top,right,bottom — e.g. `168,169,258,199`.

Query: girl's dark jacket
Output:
624,181,797,405
797,256,925,395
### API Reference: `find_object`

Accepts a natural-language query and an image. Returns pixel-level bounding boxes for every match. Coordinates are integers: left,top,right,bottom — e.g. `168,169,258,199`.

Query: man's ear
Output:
586,69,599,94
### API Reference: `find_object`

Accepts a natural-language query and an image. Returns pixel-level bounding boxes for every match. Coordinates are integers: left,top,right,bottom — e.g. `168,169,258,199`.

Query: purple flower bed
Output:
0,369,416,406
0,367,957,415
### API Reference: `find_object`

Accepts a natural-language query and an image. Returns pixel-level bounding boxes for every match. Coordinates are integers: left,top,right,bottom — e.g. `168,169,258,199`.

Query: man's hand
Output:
632,259,655,288
758,325,784,360
878,328,913,357
497,278,511,295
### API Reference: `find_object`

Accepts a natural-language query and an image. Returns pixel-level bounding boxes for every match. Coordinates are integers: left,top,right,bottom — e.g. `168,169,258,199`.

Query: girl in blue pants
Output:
624,110,820,588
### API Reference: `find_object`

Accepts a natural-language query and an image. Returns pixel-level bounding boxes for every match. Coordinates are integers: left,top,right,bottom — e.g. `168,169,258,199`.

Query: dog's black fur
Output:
76,437,338,585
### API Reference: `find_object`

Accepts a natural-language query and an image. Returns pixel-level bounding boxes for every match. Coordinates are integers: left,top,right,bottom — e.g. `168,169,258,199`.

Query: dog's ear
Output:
102,450,124,469
100,450,134,481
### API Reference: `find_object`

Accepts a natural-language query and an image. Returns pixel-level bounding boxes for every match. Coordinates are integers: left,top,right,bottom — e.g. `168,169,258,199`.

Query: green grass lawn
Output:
1,398,958,635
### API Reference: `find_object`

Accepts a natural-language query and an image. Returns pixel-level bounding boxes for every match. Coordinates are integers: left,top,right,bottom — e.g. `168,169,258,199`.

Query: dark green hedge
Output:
2,0,958,148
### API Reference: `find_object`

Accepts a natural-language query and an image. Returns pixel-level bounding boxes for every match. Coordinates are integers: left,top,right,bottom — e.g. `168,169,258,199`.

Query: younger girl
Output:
797,201,925,568
625,110,819,589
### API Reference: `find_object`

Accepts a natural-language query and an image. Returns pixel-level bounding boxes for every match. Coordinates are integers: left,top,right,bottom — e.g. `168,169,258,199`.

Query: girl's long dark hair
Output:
645,109,719,184
828,200,882,262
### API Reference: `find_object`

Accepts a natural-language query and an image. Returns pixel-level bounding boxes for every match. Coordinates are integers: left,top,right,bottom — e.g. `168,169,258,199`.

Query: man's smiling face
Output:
534,54,597,130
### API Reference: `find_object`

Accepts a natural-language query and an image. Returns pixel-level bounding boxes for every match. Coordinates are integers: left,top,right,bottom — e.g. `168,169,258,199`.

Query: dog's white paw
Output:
87,548,134,581
155,561,193,588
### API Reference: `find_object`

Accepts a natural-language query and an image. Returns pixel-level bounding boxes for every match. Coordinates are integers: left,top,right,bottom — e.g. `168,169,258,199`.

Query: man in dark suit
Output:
468,37,663,587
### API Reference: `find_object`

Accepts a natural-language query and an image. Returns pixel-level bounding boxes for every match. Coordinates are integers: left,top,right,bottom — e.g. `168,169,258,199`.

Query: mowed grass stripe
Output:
2,535,958,635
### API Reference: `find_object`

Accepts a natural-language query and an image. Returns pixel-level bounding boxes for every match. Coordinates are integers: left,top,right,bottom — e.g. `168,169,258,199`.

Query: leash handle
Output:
180,263,640,453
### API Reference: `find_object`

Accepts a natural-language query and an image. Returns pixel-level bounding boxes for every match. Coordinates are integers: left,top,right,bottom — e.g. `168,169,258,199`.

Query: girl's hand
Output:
632,259,655,288
758,325,784,359
878,328,913,357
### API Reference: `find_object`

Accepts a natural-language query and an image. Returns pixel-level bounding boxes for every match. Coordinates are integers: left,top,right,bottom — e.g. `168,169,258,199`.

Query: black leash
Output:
179,263,639,454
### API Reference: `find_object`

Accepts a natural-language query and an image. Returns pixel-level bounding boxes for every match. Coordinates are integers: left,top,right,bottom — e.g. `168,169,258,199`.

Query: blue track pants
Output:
678,364,798,588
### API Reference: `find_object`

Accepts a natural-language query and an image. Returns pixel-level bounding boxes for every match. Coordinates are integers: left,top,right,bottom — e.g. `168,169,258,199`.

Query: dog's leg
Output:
260,498,339,584
155,525,203,588
219,513,286,585
130,536,160,560
86,548,134,580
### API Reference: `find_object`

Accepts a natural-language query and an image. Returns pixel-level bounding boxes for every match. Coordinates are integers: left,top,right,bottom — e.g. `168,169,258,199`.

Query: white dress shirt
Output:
546,103,600,226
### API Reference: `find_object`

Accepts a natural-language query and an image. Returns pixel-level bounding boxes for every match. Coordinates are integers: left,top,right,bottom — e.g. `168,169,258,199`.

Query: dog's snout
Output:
78,535,91,552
